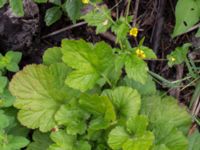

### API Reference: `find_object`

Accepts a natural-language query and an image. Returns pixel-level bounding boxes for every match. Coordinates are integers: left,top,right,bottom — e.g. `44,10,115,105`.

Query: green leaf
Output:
188,130,200,150
0,110,10,129
79,94,116,122
102,86,141,123
108,124,154,150
125,55,148,84
43,47,62,65
6,51,22,65
0,134,29,150
9,0,24,16
45,6,62,26
48,130,91,150
0,0,7,8
27,130,52,150
172,0,200,37
0,89,15,107
63,0,82,23
141,95,191,148
122,132,154,150
133,46,157,59
160,128,188,150
167,43,191,67
81,6,112,33
9,63,78,132
55,103,89,135
61,39,114,92
108,126,129,149
126,115,149,135
0,51,22,72
111,17,131,43
49,0,61,5
153,144,170,150
123,75,156,96
0,76,8,93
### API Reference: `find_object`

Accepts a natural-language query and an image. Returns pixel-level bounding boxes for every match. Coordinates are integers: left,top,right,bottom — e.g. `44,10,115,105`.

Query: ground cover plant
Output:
0,0,200,150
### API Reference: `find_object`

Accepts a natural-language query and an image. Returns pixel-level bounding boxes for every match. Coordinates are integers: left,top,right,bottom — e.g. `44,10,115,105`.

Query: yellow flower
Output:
136,48,146,59
129,27,138,37
171,57,176,62
82,0,89,4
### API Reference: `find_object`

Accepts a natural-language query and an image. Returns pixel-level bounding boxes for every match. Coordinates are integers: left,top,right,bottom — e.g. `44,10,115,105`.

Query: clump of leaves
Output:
9,39,192,150
0,51,30,149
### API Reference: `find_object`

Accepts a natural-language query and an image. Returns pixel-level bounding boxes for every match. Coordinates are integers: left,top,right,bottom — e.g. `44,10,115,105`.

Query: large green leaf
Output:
141,95,191,149
172,0,200,37
9,63,78,132
102,86,141,123
61,39,114,92
125,55,148,84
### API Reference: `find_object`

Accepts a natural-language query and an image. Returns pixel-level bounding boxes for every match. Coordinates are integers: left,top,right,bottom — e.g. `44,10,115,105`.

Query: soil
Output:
0,0,200,107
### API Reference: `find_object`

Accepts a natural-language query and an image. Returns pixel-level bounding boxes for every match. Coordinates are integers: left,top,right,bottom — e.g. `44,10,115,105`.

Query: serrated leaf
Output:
55,104,89,135
81,6,112,33
111,17,130,43
79,94,116,123
48,130,91,150
9,63,78,132
45,6,62,26
167,43,191,67
27,130,52,150
9,0,24,16
172,0,200,37
125,55,148,84
43,47,62,65
122,131,154,150
126,115,149,135
63,0,82,23
61,39,114,92
161,128,188,150
102,86,141,123
108,126,129,149
141,95,191,149
123,75,156,96
0,135,29,150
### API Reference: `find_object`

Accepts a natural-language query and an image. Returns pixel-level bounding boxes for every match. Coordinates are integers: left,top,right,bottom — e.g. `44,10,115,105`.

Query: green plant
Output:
0,0,102,26
0,51,30,150
8,39,193,150
173,0,200,37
